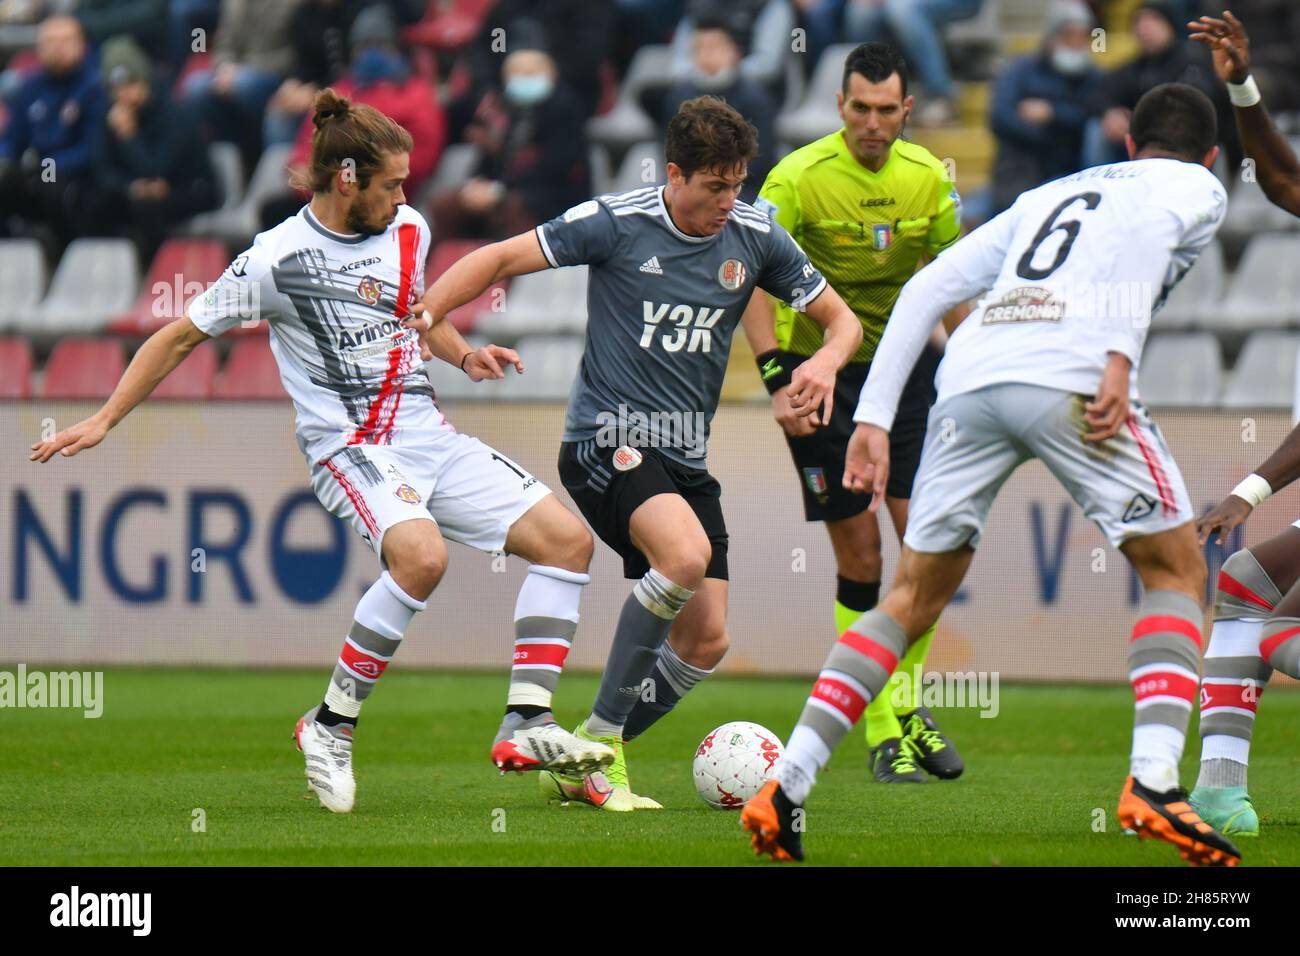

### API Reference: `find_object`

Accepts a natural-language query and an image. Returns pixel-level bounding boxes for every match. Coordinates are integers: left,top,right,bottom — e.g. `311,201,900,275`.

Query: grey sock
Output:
589,569,693,737
1196,757,1248,789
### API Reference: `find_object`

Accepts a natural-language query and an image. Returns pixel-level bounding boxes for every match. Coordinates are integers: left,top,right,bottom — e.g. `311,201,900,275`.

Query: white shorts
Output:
310,397,551,558
905,383,1193,552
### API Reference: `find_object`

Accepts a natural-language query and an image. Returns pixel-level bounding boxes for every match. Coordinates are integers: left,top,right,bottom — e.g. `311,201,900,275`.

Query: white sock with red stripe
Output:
777,609,909,804
1128,589,1203,793
320,571,426,725
506,565,589,715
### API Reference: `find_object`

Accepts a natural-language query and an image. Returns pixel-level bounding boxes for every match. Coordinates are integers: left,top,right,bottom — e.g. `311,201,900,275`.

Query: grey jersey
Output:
537,185,827,467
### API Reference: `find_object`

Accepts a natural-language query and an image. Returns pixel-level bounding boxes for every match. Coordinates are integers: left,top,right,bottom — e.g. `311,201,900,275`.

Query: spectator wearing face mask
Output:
1084,1,1233,169
260,5,446,228
429,23,590,240
659,16,774,202
988,0,1102,215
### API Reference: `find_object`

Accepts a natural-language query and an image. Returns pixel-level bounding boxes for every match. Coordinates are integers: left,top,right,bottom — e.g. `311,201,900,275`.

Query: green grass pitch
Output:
3,669,1299,866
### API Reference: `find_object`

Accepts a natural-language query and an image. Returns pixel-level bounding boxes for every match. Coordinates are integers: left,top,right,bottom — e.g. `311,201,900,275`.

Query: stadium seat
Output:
589,143,612,196
151,340,218,399
497,335,584,400
1219,178,1299,253
475,265,588,338
1138,333,1222,407
426,334,488,401
107,239,229,337
214,337,287,399
183,142,244,235
609,141,665,194
187,143,293,246
426,239,505,333
401,0,492,51
585,45,671,150
1221,331,1300,408
1156,240,1223,329
0,239,47,332
944,0,1001,80
0,337,34,398
1213,234,1300,332
776,44,858,146
41,337,127,399
415,142,482,210
13,239,140,338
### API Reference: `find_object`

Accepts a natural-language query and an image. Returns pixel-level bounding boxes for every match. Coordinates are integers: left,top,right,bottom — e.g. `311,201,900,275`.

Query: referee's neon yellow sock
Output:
863,624,936,747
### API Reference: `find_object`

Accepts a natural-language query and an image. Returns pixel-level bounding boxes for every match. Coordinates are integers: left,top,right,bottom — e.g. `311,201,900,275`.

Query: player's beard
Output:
345,196,389,237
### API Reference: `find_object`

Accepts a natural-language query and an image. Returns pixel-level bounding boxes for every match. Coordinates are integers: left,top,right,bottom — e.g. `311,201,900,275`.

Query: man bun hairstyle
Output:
665,95,758,181
293,88,414,193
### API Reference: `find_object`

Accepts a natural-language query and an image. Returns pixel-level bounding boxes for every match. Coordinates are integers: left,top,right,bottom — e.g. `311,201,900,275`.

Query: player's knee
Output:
661,546,710,590
385,533,447,600
838,549,882,582
541,517,594,573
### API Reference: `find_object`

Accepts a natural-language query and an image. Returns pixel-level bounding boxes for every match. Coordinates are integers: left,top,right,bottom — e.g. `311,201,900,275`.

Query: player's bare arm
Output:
405,230,549,374
1190,11,1300,217
787,285,862,425
1199,418,1300,544
29,315,210,462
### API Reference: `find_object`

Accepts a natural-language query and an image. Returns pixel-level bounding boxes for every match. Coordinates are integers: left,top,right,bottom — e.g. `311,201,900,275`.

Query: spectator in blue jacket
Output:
989,0,1102,215
0,15,106,251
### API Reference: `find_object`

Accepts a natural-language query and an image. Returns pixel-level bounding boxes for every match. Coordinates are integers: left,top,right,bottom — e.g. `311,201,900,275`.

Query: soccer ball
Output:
692,721,784,809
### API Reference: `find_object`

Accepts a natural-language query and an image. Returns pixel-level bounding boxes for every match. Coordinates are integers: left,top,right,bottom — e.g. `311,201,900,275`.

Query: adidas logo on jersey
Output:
639,256,664,275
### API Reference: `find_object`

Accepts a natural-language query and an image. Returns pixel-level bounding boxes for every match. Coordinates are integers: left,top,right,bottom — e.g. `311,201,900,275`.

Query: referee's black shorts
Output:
783,342,942,523
558,440,729,581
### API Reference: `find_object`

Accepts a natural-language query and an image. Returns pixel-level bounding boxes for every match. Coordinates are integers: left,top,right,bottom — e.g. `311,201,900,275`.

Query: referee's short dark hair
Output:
665,96,759,180
1130,82,1217,161
842,41,909,99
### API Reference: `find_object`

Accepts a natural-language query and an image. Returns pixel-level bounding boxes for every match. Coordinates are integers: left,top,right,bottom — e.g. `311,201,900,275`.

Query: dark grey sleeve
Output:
757,221,828,312
535,198,620,268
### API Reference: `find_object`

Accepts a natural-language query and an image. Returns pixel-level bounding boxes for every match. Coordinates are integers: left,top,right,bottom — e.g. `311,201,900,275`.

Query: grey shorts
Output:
905,383,1193,553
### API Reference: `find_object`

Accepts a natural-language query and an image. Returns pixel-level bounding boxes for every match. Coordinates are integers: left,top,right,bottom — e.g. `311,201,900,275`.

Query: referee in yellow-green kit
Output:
742,42,966,784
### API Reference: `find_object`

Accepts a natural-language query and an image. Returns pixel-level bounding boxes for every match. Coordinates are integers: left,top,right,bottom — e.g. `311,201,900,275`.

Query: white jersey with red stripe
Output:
188,203,435,463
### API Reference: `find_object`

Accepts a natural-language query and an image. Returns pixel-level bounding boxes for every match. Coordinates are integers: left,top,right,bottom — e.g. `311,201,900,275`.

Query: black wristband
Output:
756,349,798,394
459,350,472,372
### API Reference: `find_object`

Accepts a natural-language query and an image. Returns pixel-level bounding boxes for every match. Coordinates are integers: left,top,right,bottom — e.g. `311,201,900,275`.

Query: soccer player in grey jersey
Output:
411,97,861,809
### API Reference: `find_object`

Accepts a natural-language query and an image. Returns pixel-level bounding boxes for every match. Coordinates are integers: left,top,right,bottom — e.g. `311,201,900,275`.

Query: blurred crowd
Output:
1,0,1299,267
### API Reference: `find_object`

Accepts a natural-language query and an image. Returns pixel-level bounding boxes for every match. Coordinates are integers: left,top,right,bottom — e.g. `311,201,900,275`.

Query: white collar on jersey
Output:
656,186,718,244
302,205,370,245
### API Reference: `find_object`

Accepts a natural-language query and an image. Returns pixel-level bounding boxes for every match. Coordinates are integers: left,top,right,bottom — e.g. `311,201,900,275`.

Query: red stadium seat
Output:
42,338,127,399
427,239,505,333
0,337,34,398
107,239,230,337
214,337,287,399
401,0,492,51
173,50,211,96
151,340,218,399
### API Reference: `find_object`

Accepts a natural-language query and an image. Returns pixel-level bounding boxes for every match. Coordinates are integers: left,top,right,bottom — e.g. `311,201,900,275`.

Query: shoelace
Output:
907,716,946,753
601,739,628,789
888,739,921,774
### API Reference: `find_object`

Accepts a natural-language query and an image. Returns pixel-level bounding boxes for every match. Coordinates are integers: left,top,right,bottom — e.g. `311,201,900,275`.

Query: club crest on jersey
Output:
356,275,384,306
872,224,892,251
717,258,746,291
612,446,643,472
394,483,422,504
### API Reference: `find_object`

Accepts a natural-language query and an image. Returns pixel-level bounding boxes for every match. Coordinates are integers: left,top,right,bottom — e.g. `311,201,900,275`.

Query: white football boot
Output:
294,706,356,813
490,718,616,775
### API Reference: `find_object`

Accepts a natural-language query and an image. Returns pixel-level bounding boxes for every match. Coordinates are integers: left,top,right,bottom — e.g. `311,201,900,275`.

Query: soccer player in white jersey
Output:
741,82,1243,865
1180,11,1300,840
30,90,616,813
